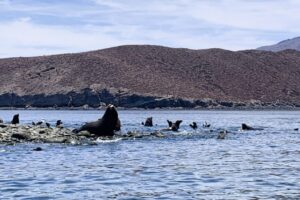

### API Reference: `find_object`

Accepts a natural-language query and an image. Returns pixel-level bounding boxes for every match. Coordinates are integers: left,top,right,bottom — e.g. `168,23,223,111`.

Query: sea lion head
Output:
167,120,182,131
102,104,120,131
144,117,153,127
11,114,19,124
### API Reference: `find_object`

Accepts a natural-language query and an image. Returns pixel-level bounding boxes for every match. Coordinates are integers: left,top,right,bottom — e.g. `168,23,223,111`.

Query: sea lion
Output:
36,121,44,126
189,122,198,130
217,130,228,139
203,121,211,128
241,123,254,130
0,118,3,123
166,120,182,131
142,117,153,127
76,104,121,137
11,114,19,125
294,128,299,131
56,120,63,128
46,122,51,128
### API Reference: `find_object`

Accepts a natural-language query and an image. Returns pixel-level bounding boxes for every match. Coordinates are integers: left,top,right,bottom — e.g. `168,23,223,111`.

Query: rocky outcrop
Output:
0,88,298,109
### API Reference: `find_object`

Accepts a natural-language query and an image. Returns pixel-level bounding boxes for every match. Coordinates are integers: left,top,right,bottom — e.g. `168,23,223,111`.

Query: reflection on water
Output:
0,110,300,199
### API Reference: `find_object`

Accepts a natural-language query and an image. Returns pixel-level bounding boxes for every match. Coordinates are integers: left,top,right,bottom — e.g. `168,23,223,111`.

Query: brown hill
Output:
0,45,299,108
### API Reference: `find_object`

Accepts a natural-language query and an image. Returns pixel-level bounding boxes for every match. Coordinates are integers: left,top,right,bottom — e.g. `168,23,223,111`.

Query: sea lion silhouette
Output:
166,120,182,131
189,122,198,130
76,104,121,137
11,114,19,125
56,120,63,128
142,117,153,127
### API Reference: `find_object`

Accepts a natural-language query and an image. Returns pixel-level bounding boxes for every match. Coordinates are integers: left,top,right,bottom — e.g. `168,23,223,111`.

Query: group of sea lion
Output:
0,104,299,138
1,114,63,128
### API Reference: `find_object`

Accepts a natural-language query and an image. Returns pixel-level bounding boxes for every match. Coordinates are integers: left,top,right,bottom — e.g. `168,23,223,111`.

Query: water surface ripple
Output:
0,110,299,199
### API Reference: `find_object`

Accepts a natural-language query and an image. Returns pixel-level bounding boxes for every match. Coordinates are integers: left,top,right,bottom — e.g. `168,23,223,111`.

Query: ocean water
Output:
0,110,299,199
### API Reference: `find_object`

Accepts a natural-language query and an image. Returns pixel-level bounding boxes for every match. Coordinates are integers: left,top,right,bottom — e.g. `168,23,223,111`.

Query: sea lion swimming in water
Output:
241,123,263,131
241,123,254,130
165,120,182,131
189,122,198,130
203,121,210,128
76,104,121,137
142,117,153,127
11,114,19,125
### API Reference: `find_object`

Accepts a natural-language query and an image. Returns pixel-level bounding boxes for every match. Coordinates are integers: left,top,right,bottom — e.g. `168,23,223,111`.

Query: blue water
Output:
0,110,299,199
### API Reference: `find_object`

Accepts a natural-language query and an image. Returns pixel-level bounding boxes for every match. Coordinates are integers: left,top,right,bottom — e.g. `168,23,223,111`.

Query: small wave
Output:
96,137,123,143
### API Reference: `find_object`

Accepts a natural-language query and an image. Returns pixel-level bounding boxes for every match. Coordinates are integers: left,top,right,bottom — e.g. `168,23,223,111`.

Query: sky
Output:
0,0,300,58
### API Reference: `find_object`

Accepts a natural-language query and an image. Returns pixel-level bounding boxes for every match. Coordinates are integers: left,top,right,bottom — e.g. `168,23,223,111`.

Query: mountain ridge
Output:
0,45,299,108
257,37,300,52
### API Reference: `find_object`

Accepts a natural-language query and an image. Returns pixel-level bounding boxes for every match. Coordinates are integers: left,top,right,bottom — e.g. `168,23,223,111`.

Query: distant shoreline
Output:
0,106,299,111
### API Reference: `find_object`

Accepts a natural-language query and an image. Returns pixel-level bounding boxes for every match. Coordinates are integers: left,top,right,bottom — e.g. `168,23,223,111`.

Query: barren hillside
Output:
0,45,299,108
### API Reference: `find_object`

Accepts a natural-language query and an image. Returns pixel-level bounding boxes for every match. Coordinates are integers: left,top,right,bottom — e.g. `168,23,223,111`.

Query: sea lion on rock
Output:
56,120,63,128
166,120,182,131
142,117,153,127
11,114,19,125
189,122,198,130
46,122,51,128
76,104,121,137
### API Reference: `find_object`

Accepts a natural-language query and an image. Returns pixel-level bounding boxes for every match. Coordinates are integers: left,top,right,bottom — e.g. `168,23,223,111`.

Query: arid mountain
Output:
258,37,300,52
0,45,299,108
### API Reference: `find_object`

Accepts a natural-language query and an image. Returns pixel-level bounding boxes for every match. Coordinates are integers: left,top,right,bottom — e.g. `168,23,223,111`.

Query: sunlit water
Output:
0,110,299,199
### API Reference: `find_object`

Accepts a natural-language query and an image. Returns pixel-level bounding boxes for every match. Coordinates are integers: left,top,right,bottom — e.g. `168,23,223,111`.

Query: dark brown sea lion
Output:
241,123,254,130
142,117,153,127
56,120,63,128
46,122,51,128
217,130,228,139
76,104,121,137
203,121,210,128
189,122,198,130
11,114,19,125
166,120,182,131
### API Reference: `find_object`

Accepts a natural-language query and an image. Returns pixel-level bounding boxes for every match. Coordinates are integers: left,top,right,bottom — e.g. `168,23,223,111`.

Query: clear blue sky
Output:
0,0,299,57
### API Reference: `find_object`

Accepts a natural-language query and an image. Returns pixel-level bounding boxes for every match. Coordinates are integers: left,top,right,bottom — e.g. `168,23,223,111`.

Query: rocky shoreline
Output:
0,89,299,110
0,123,168,146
